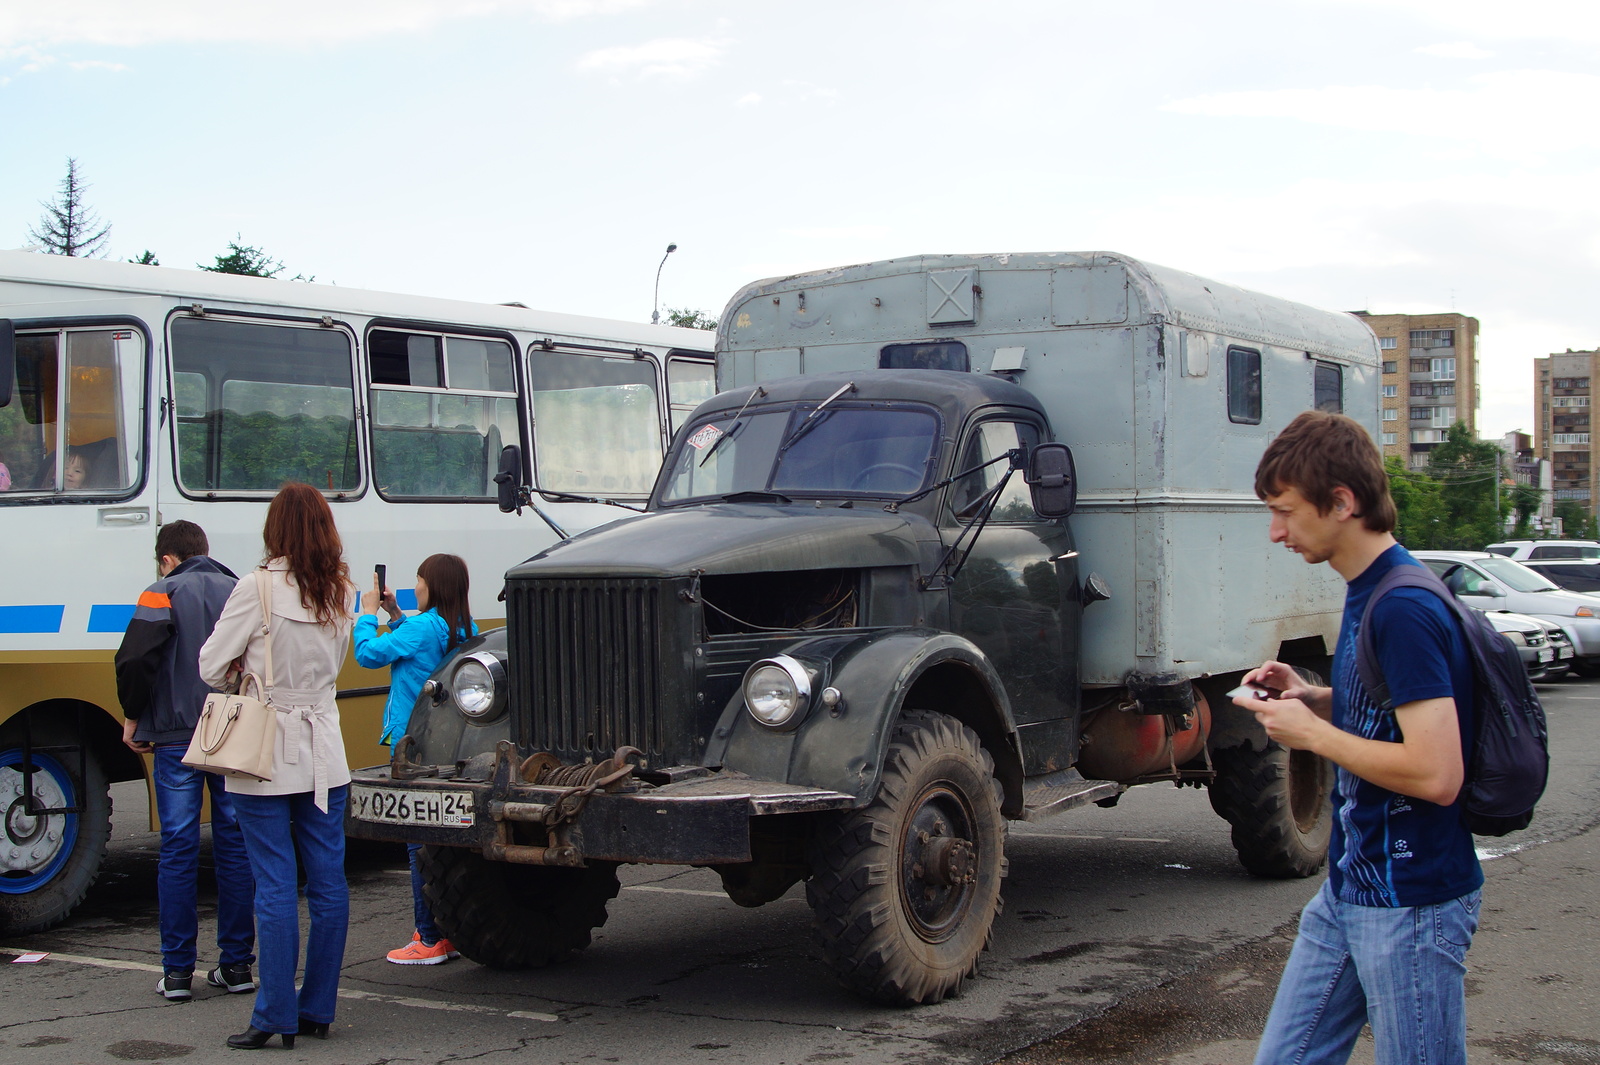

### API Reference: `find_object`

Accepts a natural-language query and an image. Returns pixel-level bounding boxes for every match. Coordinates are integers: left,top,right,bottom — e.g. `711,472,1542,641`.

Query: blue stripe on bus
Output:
88,604,138,633
0,605,66,633
397,589,418,611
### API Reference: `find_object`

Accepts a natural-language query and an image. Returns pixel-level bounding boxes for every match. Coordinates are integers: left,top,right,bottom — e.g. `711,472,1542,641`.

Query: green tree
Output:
1508,483,1542,540
127,250,159,265
200,238,285,277
1386,456,1446,549
1554,499,1599,540
1426,423,1503,549
29,157,111,257
665,307,718,330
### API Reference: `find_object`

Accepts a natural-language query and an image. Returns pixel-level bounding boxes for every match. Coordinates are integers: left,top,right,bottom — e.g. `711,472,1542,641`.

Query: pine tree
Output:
29,158,112,257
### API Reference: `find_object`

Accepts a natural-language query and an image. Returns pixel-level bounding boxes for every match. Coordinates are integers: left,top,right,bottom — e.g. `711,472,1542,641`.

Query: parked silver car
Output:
1483,610,1559,682
1483,539,1600,561
1413,550,1600,676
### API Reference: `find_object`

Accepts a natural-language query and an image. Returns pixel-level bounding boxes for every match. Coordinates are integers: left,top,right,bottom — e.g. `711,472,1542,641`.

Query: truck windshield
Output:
661,404,939,502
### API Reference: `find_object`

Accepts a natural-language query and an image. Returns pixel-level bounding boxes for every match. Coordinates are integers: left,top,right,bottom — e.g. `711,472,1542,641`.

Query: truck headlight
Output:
743,655,812,729
451,652,507,721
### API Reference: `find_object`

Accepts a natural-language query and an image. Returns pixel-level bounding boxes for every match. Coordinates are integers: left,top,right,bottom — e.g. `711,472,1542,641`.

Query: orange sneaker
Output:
387,933,455,965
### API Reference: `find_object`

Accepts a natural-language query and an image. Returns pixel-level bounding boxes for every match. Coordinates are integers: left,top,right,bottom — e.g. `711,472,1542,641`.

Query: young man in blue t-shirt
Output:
1234,410,1482,1065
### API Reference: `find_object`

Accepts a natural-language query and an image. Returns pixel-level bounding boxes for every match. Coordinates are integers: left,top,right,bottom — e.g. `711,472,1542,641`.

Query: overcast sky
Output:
4,0,1597,442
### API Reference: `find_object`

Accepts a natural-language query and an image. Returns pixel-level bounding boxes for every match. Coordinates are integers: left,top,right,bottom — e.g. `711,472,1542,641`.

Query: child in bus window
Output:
353,554,477,965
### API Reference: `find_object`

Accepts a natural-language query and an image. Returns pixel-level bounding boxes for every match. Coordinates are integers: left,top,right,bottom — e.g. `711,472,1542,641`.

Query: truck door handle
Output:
99,507,151,527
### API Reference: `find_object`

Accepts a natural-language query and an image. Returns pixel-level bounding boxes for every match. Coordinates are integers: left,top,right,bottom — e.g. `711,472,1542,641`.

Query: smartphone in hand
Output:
1227,683,1280,701
375,564,387,597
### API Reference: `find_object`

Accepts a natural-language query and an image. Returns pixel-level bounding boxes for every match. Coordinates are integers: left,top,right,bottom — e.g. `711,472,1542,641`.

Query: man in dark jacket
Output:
116,521,256,1003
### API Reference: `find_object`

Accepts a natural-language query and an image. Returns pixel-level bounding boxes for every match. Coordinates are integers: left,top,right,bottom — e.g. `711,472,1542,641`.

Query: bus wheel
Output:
807,710,1006,1006
0,740,112,935
1209,741,1333,878
418,845,620,968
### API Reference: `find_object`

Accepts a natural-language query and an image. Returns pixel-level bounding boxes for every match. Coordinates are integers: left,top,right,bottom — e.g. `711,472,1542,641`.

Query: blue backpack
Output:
1355,564,1549,837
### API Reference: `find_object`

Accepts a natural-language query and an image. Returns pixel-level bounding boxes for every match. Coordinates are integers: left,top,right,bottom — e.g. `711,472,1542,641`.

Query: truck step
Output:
1019,769,1124,822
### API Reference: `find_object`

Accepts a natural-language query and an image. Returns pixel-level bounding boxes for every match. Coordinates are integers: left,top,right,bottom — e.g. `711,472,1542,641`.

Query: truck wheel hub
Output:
899,783,979,942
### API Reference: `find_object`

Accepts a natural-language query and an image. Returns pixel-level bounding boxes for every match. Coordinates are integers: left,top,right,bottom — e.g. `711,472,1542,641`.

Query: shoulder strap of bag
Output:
255,568,275,697
1356,564,1460,711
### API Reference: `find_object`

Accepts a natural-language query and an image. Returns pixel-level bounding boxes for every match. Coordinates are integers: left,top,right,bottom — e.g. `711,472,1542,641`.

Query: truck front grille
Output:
506,578,667,765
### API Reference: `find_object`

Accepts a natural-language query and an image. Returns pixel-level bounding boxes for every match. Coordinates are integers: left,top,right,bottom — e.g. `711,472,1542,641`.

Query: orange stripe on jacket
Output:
137,590,171,609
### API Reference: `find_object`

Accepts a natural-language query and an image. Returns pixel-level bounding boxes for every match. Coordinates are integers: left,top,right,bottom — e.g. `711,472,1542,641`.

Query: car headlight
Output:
1502,630,1528,646
742,655,812,729
451,652,507,721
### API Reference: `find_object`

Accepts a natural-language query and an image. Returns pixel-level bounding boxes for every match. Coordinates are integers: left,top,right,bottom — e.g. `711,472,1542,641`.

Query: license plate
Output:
1560,646,1574,659
1538,648,1554,663
350,785,475,827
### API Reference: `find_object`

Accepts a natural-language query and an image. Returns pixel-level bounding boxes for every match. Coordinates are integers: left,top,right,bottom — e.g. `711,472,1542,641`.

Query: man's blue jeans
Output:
151,745,255,973
1255,879,1481,1065
231,786,349,1034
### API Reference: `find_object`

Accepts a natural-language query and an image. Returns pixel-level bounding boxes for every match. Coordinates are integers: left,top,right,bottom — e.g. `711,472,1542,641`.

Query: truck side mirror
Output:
1025,442,1076,518
0,320,14,408
494,444,522,513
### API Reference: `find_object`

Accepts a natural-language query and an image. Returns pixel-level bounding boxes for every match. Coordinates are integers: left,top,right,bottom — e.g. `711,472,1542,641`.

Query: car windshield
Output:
1476,556,1562,593
660,403,940,502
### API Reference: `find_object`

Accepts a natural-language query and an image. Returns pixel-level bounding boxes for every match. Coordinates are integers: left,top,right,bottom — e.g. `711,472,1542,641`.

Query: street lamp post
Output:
651,243,678,324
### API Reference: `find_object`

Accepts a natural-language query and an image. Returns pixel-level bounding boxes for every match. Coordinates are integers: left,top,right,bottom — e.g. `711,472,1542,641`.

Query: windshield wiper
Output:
719,490,792,504
777,381,856,455
698,386,767,467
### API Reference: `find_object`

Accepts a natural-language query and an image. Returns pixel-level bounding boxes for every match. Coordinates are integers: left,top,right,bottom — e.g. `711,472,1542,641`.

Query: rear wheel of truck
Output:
1209,741,1333,878
418,845,621,968
807,710,1006,1005
0,729,112,936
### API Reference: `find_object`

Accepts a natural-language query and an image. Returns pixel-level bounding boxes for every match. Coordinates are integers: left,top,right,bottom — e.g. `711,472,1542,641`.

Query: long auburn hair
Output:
416,553,472,650
262,482,351,627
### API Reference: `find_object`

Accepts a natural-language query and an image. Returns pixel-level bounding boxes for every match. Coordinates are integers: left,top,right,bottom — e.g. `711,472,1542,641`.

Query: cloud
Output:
0,1,654,48
1164,70,1600,156
735,92,762,106
1319,0,1600,45
780,225,891,240
575,37,726,79
67,58,127,71
1414,41,1493,59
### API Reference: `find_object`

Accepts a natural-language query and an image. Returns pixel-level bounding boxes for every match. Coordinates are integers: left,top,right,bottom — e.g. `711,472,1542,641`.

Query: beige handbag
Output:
183,570,278,781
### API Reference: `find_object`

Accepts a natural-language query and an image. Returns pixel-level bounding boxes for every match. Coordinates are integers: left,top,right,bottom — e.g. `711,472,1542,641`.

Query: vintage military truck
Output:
347,252,1380,1004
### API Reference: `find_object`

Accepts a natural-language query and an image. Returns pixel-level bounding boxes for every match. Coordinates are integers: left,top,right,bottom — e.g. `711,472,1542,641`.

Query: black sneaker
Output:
206,962,256,994
156,971,193,1001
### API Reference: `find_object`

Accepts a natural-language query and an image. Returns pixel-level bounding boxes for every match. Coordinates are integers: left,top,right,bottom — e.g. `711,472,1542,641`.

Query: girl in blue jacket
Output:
354,553,477,965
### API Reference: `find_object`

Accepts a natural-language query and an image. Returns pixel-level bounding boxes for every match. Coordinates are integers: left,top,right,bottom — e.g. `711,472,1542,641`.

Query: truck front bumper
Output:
345,754,855,866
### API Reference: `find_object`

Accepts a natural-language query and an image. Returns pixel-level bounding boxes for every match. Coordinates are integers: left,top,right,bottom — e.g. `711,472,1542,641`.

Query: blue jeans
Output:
151,745,255,973
408,843,443,944
1255,879,1481,1065
231,786,349,1034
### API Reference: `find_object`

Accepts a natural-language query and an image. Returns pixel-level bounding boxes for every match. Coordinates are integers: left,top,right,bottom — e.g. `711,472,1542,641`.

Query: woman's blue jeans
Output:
408,843,443,944
230,786,349,1034
151,745,255,973
1255,879,1481,1065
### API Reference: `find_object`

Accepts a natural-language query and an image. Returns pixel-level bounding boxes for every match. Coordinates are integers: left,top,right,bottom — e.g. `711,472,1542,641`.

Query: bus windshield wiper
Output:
777,381,856,455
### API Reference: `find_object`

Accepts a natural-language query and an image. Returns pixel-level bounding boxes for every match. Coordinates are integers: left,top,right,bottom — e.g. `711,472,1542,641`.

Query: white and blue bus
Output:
0,249,713,934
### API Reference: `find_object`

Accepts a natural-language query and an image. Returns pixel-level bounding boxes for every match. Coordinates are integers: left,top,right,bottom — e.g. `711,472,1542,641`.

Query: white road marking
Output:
0,947,557,1022
624,884,728,898
1015,831,1171,843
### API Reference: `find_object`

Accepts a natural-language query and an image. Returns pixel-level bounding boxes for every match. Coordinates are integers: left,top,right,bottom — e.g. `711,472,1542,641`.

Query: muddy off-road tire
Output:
418,845,621,968
807,710,1006,1006
0,732,111,935
1209,741,1334,879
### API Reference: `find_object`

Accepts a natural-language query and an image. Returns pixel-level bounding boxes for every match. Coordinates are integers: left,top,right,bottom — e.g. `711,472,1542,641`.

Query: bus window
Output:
1314,361,1343,414
171,317,359,494
368,329,521,499
667,355,715,433
0,327,142,494
529,350,661,496
1227,346,1262,425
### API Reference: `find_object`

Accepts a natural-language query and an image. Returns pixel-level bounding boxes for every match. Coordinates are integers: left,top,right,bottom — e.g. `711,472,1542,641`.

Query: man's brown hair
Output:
1254,410,1396,533
155,520,209,562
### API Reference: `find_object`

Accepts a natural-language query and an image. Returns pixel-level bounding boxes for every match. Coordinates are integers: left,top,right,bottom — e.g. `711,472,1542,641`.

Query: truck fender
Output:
403,628,511,775
705,629,1024,813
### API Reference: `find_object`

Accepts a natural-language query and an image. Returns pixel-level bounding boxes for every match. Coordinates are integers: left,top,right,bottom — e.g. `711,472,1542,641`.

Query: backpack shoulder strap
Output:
1356,564,1458,710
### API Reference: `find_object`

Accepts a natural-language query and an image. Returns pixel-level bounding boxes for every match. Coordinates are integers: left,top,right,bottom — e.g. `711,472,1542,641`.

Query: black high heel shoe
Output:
297,1017,330,1039
226,1026,295,1050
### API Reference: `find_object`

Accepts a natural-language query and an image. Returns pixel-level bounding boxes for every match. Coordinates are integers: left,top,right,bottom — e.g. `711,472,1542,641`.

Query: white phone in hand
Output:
1226,684,1279,701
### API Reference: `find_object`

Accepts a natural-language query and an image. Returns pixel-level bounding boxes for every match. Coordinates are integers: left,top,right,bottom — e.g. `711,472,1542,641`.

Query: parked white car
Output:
1483,539,1600,561
1482,610,1562,681
1413,550,1600,676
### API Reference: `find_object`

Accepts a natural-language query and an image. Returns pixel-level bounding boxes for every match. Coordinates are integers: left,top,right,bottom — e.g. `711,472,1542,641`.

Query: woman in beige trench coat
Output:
198,483,355,1050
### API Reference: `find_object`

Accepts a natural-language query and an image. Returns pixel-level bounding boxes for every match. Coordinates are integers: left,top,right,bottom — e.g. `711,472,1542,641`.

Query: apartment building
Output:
1533,349,1597,513
1355,312,1479,468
